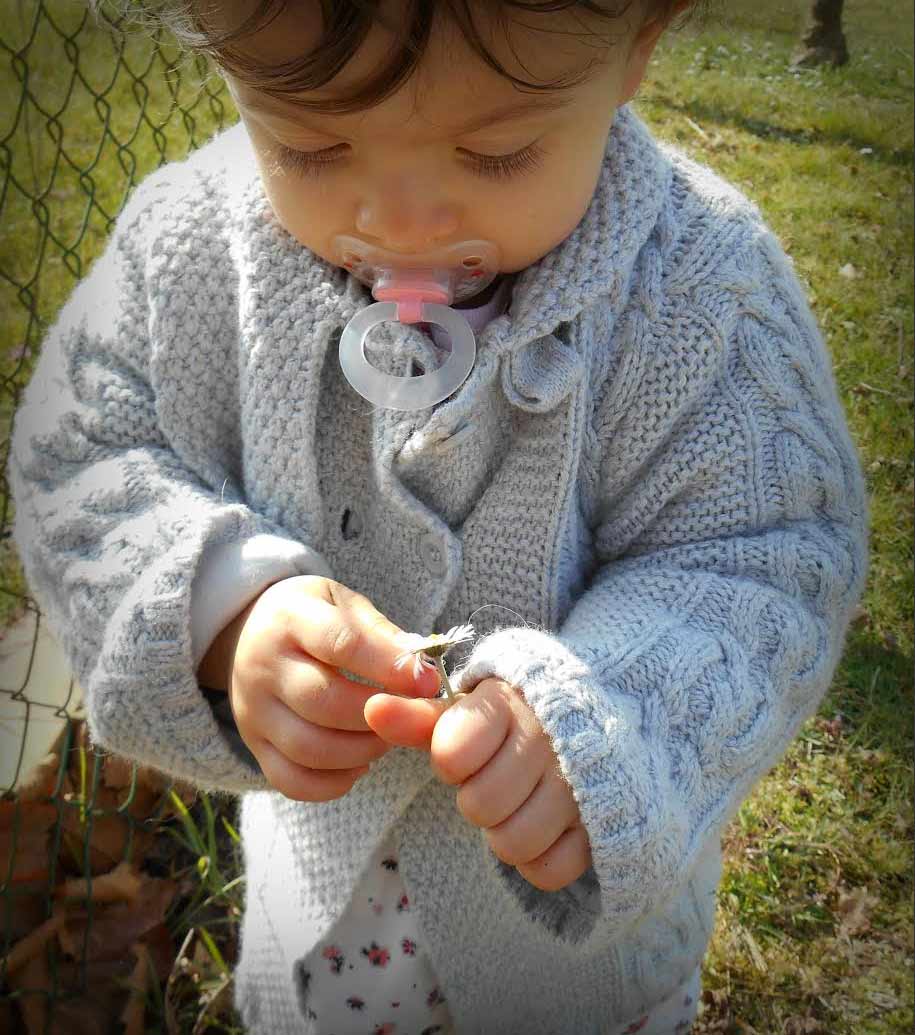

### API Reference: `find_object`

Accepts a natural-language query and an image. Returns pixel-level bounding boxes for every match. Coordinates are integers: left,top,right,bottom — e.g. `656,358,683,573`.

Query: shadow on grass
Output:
652,93,915,167
828,623,914,762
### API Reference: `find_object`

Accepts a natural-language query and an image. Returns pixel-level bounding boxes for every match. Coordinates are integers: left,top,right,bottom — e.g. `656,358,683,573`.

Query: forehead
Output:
217,0,632,128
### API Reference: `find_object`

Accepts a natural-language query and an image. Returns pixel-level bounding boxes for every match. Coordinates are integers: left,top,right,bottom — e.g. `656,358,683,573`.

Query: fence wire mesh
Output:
1,1,241,1028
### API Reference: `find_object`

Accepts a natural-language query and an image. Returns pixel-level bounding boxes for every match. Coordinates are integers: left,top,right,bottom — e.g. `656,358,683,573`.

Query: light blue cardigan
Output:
9,106,867,1033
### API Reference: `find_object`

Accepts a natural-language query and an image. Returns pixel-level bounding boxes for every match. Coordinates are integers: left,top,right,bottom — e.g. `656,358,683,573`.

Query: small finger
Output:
279,654,391,732
456,728,552,829
253,737,371,803
261,695,389,770
484,770,580,866
364,693,450,749
515,824,592,892
430,683,512,785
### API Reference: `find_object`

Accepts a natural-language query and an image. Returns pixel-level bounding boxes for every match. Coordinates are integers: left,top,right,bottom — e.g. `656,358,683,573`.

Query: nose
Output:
355,189,460,254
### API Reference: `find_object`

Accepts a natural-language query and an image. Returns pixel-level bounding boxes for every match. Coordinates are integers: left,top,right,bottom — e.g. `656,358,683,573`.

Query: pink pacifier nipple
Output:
371,269,450,324
332,235,501,411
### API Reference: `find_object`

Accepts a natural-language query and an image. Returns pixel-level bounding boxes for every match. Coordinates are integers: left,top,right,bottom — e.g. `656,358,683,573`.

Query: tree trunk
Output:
793,0,849,67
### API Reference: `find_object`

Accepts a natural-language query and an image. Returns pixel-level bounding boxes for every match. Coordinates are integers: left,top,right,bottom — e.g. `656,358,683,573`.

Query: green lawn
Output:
637,4,914,1032
1,1,912,1032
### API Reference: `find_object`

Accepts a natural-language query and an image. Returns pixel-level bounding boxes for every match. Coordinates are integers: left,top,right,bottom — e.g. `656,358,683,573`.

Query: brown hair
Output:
107,0,701,112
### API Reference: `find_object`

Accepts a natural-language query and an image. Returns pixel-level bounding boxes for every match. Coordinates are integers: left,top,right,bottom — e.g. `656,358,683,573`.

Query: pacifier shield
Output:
331,236,500,305
339,300,475,410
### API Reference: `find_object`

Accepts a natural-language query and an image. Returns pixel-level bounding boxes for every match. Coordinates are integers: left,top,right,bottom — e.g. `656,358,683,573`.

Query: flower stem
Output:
434,655,457,705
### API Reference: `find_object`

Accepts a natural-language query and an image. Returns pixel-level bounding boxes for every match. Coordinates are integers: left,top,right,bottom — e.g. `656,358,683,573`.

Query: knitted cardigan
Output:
9,106,867,1034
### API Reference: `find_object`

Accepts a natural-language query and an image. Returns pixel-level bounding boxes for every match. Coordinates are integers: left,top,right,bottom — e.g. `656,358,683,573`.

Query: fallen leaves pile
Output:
0,720,236,1034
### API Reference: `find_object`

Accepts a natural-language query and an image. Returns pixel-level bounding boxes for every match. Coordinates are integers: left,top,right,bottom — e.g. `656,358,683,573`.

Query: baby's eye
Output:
270,142,348,179
270,141,546,182
460,143,546,181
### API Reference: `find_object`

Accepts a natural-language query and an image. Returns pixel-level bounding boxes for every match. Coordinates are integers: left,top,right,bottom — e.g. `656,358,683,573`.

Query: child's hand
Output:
364,678,592,891
206,576,441,802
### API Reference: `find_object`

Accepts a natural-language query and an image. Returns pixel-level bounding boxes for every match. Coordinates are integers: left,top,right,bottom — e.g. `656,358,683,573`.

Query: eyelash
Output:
272,142,546,182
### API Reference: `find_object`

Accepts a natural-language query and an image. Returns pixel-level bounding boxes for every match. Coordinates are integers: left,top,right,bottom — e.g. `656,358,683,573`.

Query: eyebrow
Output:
435,96,576,135
243,93,576,137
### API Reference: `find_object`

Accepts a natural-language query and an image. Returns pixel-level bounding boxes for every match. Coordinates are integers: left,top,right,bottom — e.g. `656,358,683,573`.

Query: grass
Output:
635,4,914,1032
1,0,912,1032
0,0,234,627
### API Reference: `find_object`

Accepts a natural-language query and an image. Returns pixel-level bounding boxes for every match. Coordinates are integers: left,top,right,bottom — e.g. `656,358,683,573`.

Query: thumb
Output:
364,693,450,749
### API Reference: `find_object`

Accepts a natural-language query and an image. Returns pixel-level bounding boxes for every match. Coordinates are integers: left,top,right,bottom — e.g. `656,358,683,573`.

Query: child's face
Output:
223,2,663,282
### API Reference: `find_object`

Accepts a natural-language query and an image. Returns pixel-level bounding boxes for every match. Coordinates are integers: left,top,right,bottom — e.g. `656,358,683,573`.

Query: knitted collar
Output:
484,104,672,354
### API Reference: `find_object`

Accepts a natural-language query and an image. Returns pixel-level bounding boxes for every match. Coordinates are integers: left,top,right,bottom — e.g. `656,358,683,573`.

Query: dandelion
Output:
394,624,474,704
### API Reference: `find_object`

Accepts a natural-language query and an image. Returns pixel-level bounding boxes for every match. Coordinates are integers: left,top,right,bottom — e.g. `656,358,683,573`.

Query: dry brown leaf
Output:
815,714,844,741
47,957,138,1035
57,874,177,962
15,751,63,802
127,755,196,806
120,943,154,1035
0,908,65,975
4,890,46,946
100,755,167,819
58,796,154,875
142,920,178,982
67,717,193,818
0,799,57,886
699,986,732,1030
56,859,145,903
45,997,124,1035
124,782,167,821
6,948,52,1035
2,718,197,1033
101,752,135,790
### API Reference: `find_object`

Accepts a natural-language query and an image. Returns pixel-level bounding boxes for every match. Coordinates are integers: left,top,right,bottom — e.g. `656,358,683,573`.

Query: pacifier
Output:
333,235,501,410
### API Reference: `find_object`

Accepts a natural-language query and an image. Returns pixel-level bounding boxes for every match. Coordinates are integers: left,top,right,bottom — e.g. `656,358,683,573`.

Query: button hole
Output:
341,508,361,541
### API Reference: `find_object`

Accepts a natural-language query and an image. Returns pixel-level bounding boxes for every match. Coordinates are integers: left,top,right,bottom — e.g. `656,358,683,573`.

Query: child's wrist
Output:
196,602,254,691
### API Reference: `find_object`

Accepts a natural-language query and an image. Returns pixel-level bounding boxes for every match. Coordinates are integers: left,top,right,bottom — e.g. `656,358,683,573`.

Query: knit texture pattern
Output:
9,106,867,1033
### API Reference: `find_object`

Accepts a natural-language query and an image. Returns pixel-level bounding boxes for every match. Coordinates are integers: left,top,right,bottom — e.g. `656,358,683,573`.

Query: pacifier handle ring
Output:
339,301,476,410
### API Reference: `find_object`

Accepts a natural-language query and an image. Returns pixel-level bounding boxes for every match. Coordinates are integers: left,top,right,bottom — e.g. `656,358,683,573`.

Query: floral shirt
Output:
296,829,455,1035
295,827,702,1035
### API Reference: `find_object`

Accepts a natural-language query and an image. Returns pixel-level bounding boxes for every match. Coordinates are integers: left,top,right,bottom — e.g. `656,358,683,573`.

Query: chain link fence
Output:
1,1,242,1028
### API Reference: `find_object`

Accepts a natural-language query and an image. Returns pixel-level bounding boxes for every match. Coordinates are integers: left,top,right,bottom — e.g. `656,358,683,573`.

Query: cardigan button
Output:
420,532,447,576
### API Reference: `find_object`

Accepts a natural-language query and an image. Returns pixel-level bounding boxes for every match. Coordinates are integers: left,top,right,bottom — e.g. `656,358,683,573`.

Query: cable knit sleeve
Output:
8,179,331,794
452,232,868,934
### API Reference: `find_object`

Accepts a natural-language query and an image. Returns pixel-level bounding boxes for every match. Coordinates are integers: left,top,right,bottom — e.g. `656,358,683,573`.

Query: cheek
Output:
244,122,337,248
486,162,604,271
260,168,338,248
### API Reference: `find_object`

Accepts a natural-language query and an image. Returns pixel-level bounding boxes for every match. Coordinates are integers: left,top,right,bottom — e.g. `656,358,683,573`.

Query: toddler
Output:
9,1,868,1032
